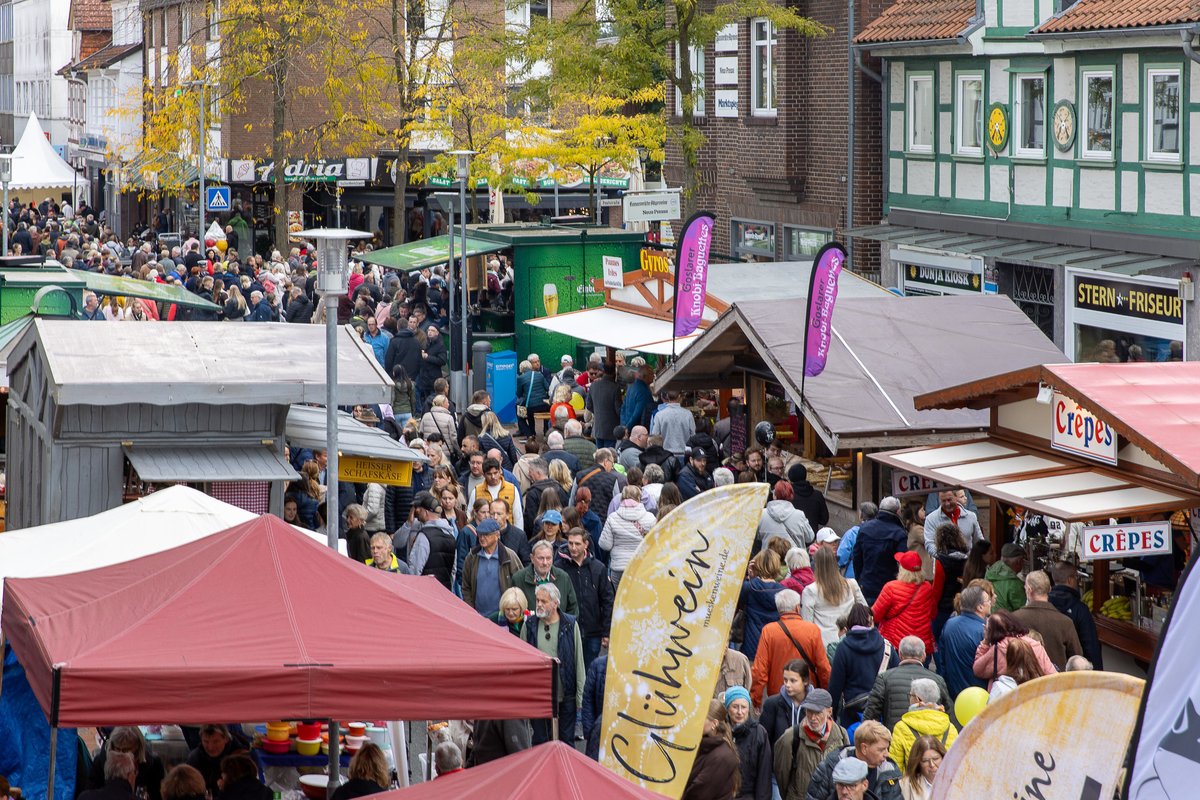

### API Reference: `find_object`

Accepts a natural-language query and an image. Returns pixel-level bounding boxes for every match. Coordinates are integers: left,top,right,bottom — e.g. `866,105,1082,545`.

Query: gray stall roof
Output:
286,405,427,463
123,444,299,482
10,319,393,406
654,294,1067,451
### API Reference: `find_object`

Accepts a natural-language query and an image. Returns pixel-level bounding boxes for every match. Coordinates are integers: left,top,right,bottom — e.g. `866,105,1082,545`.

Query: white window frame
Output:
1146,67,1182,163
180,5,191,42
907,73,933,153
1080,68,1114,160
750,17,776,116
674,44,703,117
1015,73,1046,158
955,73,983,156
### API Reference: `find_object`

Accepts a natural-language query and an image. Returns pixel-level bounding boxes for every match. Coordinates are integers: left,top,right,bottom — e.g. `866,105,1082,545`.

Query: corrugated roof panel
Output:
123,445,299,482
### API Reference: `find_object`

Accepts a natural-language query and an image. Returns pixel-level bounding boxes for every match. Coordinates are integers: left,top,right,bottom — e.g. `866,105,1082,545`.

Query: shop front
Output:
893,247,994,298
870,361,1200,663
1066,269,1184,363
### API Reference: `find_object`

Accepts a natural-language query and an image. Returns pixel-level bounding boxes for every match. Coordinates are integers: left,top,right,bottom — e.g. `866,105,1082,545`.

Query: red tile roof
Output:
1035,0,1200,33
855,0,975,44
70,0,111,32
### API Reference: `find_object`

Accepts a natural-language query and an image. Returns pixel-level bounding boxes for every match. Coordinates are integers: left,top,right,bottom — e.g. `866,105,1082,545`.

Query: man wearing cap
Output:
676,445,714,501
555,527,613,667
773,688,848,800
788,463,830,530
814,527,841,554
406,491,457,589
986,543,1028,611
805,721,902,800
922,488,984,557
461,518,522,618
829,757,874,800
752,589,831,706
852,497,909,605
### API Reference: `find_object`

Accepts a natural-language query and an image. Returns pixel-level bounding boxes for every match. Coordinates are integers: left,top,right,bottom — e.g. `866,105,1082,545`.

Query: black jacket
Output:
329,779,385,800
579,467,625,524
638,445,679,483
469,718,532,766
759,688,803,746
285,294,314,323
79,780,137,800
555,550,614,638
87,754,166,800
419,522,457,588
852,510,908,603
419,335,446,392
190,289,220,321
585,376,622,441
1049,583,1103,669
806,746,901,800
828,627,898,727
791,481,829,529
732,720,773,800
384,484,413,535
499,523,531,565
677,463,713,500
525,478,569,532
219,778,274,800
384,328,423,382
479,431,521,471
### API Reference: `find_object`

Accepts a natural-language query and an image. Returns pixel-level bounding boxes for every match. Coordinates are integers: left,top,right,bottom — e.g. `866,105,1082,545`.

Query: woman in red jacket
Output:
871,551,937,655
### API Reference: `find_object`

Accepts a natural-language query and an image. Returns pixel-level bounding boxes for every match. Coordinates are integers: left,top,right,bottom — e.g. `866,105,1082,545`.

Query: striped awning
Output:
847,224,1186,274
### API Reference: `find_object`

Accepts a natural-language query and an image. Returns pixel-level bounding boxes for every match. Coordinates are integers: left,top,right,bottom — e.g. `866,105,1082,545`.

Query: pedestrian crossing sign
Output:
206,186,231,212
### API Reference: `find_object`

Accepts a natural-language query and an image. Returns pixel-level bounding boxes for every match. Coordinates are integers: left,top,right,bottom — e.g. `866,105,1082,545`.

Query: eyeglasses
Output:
543,624,552,641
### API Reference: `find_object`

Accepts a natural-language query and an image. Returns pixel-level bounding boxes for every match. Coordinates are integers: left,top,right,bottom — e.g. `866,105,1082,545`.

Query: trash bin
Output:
486,349,518,425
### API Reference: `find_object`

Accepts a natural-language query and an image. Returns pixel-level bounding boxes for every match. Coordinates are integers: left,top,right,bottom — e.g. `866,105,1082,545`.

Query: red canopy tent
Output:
377,741,669,799
1,515,555,726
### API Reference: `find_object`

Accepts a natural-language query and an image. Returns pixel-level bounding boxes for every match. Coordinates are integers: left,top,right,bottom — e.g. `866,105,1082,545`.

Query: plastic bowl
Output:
347,722,367,737
344,735,366,752
296,722,321,740
260,737,290,754
299,775,328,800
295,738,320,756
265,722,291,742
366,726,389,747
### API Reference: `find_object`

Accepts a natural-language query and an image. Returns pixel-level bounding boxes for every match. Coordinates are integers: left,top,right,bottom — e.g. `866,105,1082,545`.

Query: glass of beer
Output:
543,283,559,316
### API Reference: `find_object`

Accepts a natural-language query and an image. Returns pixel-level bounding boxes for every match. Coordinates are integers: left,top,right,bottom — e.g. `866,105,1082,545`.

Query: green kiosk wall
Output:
472,226,647,361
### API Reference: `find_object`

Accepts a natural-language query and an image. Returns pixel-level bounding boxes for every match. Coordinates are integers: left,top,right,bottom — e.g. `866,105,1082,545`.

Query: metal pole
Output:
459,178,468,397
554,182,559,216
326,283,340,552
446,200,458,407
335,189,342,228
198,81,206,239
2,181,8,255
327,719,342,794
846,0,855,267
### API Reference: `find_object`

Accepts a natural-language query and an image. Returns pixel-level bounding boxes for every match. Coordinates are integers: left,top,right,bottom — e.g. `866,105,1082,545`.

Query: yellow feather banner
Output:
600,483,769,798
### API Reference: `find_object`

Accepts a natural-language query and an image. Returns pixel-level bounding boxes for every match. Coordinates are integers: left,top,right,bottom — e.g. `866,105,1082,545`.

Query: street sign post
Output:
622,189,682,222
205,186,231,212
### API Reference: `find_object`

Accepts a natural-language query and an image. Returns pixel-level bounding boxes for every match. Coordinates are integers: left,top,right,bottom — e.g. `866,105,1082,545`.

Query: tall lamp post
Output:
296,226,369,797
0,153,12,256
451,150,474,407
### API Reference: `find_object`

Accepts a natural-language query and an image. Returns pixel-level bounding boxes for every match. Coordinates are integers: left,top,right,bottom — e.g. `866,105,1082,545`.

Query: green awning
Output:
69,269,221,310
355,235,506,272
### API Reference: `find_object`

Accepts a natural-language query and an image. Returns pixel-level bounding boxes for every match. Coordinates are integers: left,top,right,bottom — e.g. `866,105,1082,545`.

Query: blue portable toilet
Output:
486,349,518,425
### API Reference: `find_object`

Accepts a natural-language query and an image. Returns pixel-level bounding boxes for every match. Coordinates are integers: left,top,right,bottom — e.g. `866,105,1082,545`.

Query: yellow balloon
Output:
954,686,990,726
216,239,228,253
569,393,584,412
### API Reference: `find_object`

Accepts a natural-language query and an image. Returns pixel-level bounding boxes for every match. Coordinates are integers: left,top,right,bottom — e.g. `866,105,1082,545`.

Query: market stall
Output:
3,320,392,528
653,294,1066,515
286,405,425,488
869,362,1200,662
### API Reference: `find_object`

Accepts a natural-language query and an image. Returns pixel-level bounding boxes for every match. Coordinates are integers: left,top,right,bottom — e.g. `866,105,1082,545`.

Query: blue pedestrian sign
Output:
205,186,231,212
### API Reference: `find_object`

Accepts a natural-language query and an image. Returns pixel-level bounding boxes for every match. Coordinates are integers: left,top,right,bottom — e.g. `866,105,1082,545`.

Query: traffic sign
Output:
600,198,622,207
205,186,231,212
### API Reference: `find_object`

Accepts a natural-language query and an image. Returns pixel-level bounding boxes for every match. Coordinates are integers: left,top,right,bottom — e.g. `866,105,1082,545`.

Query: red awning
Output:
1,516,554,727
375,741,669,799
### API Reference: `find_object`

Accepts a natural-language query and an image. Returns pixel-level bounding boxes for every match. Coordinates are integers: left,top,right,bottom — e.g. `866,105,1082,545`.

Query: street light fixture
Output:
448,150,475,408
296,226,368,798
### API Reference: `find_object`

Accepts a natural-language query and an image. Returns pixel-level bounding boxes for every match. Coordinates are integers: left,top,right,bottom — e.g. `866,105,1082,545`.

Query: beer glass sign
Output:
543,283,559,316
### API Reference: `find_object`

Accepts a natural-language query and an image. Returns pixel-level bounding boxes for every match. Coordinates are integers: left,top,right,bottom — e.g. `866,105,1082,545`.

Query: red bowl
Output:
260,738,291,754
296,723,321,740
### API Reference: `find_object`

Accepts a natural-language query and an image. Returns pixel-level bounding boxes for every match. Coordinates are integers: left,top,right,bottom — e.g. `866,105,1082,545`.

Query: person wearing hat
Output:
461,518,522,618
787,463,829,529
805,721,902,800
535,508,565,544
723,685,772,800
773,687,848,800
871,551,937,654
405,491,457,589
986,542,1027,612
852,497,909,605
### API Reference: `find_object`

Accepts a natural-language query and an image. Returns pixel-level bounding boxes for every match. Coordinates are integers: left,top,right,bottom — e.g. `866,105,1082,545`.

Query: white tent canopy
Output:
0,485,339,611
8,113,89,194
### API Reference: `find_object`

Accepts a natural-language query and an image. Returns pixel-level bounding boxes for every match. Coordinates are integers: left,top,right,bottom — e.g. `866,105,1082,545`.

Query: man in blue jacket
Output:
937,583,990,697
851,496,908,604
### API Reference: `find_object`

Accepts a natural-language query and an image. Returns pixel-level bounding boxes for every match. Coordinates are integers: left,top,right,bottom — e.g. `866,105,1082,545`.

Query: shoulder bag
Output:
516,375,534,419
775,620,822,689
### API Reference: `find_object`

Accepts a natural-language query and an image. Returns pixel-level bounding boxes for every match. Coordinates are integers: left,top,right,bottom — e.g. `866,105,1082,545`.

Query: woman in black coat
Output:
682,700,741,800
724,687,771,800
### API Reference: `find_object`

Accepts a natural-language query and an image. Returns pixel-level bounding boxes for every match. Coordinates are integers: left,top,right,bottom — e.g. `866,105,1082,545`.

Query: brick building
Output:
664,0,888,277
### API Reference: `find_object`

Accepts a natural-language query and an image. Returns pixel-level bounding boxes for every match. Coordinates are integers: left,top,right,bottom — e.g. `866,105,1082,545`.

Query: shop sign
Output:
715,23,739,51
338,455,414,487
1081,520,1171,561
228,158,356,184
639,248,672,275
1051,390,1117,465
904,263,982,293
715,57,738,85
1073,273,1183,325
715,89,739,118
602,255,624,289
891,471,943,497
623,190,681,222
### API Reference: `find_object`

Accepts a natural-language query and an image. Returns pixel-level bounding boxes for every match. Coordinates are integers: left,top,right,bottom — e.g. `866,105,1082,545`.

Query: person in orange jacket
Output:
750,588,831,708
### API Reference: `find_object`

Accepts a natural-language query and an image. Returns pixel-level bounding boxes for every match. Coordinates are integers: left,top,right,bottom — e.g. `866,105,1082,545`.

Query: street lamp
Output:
181,79,208,238
0,153,12,256
296,227,368,797
449,149,475,407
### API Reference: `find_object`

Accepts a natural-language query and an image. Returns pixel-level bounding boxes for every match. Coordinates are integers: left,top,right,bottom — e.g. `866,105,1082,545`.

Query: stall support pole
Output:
550,658,560,742
45,667,61,800
424,726,433,781
327,719,341,794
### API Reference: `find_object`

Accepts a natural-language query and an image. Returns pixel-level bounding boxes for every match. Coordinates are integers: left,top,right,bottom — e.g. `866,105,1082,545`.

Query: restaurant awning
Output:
286,405,426,463
123,444,299,482
525,307,698,355
868,437,1200,522
846,223,1188,275
355,235,506,272
70,269,221,310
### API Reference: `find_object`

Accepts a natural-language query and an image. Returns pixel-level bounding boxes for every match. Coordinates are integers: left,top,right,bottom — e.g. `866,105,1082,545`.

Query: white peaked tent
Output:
0,485,340,612
8,113,89,194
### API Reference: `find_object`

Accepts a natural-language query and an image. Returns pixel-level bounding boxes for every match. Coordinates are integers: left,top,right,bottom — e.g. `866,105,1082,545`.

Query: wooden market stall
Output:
869,362,1200,662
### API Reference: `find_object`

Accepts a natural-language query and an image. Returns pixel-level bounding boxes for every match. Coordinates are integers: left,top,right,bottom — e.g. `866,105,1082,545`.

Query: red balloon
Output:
205,237,216,247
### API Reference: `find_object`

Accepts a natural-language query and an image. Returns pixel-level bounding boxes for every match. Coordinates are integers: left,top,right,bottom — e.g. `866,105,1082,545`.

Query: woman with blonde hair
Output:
802,546,867,645
477,410,520,469
738,548,784,661
548,459,573,495
493,585,530,634
224,283,248,321
331,742,390,800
